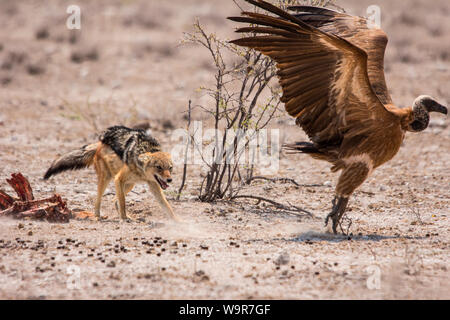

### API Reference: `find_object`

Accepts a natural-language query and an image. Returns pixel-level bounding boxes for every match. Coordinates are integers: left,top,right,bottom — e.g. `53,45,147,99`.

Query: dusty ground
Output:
0,0,449,299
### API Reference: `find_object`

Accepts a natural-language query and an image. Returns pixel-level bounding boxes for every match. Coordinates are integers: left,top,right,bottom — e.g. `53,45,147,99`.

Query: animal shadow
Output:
289,231,425,243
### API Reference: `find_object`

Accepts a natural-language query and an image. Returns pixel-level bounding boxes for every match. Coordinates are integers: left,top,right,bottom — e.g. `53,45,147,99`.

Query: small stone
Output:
27,63,45,75
35,27,49,39
274,252,290,266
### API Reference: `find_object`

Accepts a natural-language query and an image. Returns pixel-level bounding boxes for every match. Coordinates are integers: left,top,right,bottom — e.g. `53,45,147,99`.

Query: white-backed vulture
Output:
228,0,447,233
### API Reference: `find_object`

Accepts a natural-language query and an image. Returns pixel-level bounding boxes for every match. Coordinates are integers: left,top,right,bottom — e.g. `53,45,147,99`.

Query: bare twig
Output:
408,186,424,225
246,176,323,187
339,214,353,236
230,194,313,217
177,100,192,200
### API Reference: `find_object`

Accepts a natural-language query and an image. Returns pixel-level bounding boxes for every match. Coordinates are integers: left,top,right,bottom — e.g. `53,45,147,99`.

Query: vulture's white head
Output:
408,95,447,132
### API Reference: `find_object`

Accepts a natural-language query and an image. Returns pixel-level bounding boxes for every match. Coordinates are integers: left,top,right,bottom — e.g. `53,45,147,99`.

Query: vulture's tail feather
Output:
283,142,339,164
283,141,319,154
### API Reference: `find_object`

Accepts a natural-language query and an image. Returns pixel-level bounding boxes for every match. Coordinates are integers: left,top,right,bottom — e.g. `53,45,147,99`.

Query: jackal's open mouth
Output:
154,175,169,190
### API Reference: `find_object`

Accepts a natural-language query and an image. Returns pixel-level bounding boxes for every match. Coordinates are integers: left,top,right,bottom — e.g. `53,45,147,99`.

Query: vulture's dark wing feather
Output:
289,5,392,105
228,0,395,146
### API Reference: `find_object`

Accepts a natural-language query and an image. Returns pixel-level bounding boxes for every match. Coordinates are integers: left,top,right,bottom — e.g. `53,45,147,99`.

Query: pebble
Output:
274,252,290,266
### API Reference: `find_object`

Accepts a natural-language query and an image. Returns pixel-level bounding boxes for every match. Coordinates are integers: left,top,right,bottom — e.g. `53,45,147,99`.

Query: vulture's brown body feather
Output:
229,0,447,233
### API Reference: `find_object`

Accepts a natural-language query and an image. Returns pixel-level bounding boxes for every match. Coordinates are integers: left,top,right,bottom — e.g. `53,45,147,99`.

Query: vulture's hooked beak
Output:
427,102,448,115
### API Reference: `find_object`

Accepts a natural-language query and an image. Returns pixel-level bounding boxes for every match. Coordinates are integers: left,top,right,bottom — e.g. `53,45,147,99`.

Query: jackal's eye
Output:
156,166,162,171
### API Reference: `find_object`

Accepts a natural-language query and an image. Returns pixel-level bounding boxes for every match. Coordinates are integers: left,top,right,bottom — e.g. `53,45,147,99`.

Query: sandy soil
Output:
0,0,449,299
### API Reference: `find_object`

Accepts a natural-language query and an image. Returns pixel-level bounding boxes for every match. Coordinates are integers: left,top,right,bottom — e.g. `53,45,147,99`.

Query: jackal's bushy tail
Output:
43,143,98,180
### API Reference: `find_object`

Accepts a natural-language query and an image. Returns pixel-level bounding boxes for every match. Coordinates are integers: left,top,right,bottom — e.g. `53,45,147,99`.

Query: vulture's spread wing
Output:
289,5,392,105
228,0,395,146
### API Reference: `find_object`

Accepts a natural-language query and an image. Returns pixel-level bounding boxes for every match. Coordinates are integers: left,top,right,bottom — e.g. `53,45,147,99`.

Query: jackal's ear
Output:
137,153,152,170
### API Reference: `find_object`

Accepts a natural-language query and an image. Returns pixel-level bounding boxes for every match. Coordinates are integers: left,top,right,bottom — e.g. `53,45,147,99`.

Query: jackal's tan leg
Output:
94,159,112,219
114,168,130,220
124,183,135,195
114,183,135,212
147,181,180,221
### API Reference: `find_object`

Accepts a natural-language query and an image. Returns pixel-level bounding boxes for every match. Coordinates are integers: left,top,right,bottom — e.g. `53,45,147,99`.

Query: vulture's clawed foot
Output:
324,197,337,230
325,196,349,234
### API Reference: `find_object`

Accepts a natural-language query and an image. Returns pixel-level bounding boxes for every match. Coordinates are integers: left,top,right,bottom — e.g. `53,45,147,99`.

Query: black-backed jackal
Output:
44,126,179,221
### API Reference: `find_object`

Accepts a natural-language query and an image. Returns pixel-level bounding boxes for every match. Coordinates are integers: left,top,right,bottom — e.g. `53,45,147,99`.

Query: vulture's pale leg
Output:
325,196,349,234
326,161,371,234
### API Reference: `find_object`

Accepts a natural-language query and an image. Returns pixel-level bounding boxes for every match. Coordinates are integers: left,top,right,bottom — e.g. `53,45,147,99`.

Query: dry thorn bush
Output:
182,18,281,202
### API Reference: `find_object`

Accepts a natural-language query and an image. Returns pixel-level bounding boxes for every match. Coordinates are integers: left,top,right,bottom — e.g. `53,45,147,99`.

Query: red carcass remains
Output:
0,173,71,223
